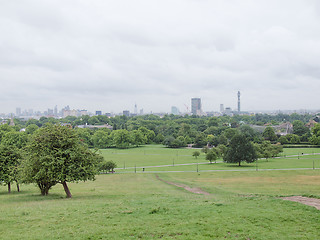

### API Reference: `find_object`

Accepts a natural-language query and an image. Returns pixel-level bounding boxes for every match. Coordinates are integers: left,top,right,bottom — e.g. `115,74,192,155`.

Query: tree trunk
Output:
16,183,20,192
238,161,241,167
8,182,11,193
62,181,72,198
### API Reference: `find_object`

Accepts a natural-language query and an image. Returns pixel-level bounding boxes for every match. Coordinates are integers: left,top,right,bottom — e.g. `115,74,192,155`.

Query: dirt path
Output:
155,175,210,195
281,196,320,210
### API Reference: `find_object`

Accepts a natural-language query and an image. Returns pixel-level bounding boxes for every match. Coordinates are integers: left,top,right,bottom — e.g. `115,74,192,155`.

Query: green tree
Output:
92,130,111,148
293,120,309,136
111,129,133,149
98,160,117,173
0,145,22,193
76,128,94,147
194,133,207,148
25,124,39,135
309,123,320,145
262,127,277,142
224,134,257,166
206,149,217,163
0,131,28,193
216,144,227,158
192,151,200,159
131,130,146,147
22,124,101,198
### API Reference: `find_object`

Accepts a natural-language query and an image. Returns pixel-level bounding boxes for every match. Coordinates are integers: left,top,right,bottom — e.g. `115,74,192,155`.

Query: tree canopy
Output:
22,124,102,198
224,133,257,166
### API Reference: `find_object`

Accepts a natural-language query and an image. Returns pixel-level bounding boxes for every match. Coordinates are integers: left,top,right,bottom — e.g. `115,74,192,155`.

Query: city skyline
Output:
1,1,320,114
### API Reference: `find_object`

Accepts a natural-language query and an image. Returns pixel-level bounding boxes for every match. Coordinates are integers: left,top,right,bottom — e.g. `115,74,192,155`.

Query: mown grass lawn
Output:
1,169,319,239
1,146,319,239
102,145,320,173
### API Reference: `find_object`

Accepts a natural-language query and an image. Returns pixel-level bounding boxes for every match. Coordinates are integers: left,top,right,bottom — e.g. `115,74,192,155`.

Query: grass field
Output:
0,145,319,239
99,145,320,173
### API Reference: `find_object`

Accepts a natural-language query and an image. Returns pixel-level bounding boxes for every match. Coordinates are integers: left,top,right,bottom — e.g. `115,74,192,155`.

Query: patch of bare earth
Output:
281,196,320,210
156,175,210,195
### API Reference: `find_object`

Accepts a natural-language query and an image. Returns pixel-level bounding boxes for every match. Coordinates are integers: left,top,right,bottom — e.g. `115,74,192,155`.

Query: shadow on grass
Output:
1,190,121,203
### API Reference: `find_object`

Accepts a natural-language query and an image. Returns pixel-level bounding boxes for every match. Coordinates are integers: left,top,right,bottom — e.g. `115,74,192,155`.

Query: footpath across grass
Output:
0,170,319,239
100,145,320,173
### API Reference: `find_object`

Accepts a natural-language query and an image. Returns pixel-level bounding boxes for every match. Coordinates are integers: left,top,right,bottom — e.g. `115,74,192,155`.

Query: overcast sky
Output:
1,0,320,114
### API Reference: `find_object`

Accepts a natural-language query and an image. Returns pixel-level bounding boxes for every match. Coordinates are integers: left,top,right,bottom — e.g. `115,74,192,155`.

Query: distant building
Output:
140,109,144,115
191,98,202,116
220,104,224,113
54,105,58,116
171,106,180,115
16,107,21,117
95,111,102,116
63,109,78,118
80,110,88,116
123,110,130,117
48,108,54,116
225,107,232,115
134,104,138,115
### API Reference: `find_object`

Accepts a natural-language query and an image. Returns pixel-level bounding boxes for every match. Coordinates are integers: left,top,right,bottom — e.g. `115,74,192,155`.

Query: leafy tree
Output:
218,134,228,146
208,117,220,127
207,134,218,147
206,149,217,163
278,135,288,145
193,133,207,148
138,127,155,144
163,136,175,147
154,133,164,144
216,144,227,158
239,125,258,142
224,128,239,141
25,124,39,135
262,127,277,142
98,160,117,173
22,124,102,198
0,145,22,193
293,120,309,136
309,123,320,145
202,146,209,154
0,124,14,143
192,151,200,159
0,131,28,193
92,130,111,148
285,134,300,144
224,133,257,166
131,130,146,147
76,128,94,147
165,136,186,148
111,129,133,149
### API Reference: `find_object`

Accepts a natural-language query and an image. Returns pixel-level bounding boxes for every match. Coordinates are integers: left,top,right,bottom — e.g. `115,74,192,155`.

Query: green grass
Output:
100,145,320,173
1,170,319,239
1,146,320,239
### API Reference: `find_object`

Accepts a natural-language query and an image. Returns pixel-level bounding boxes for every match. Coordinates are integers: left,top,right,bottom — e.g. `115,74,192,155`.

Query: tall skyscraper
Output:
237,91,241,112
54,105,58,116
191,98,201,115
134,104,138,115
220,104,224,113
